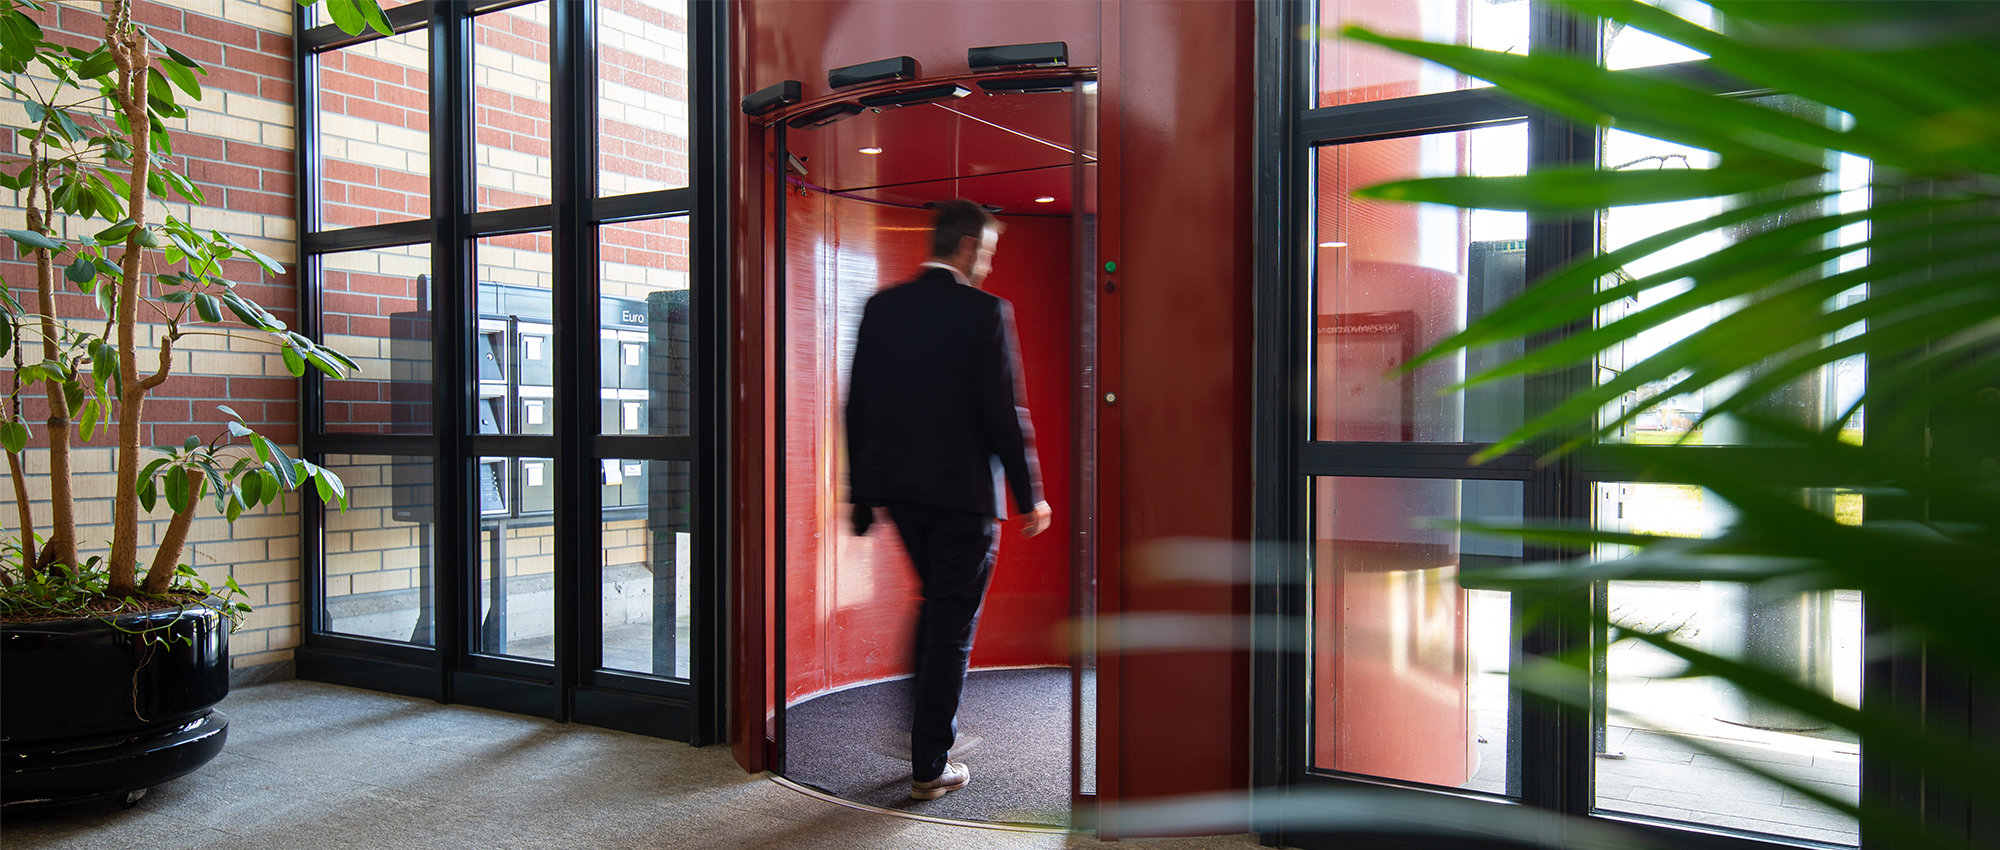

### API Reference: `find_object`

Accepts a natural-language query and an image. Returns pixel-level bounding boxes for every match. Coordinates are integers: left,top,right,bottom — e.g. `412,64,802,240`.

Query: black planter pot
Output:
2,604,231,809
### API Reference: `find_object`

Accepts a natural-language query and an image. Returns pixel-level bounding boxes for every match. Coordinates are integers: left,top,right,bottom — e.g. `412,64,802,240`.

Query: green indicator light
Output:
1104,261,1116,273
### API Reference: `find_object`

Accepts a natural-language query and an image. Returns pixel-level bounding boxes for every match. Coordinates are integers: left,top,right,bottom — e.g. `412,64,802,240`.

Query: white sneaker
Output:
910,762,970,800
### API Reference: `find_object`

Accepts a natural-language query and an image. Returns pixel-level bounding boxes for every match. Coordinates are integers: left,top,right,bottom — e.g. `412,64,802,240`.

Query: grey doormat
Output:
782,667,1072,827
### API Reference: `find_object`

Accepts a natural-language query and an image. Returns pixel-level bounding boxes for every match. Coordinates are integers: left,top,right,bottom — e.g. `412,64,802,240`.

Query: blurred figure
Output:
846,199,1052,800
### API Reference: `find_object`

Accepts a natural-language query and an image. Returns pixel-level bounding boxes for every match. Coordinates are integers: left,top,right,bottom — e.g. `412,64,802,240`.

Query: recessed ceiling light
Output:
1034,196,1056,203
1318,241,1347,248
859,146,883,155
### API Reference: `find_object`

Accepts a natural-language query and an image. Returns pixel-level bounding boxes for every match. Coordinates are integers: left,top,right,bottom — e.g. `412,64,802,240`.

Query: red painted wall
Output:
1101,0,1255,827
782,194,1073,704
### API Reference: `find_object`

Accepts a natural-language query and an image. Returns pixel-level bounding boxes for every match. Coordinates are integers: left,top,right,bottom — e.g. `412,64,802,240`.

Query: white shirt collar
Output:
917,261,971,287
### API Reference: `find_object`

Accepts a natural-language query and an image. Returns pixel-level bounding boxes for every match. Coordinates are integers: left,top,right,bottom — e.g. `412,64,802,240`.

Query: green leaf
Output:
1355,162,1825,214
184,435,201,452
322,0,366,36
94,219,136,245
138,475,157,512
74,47,115,80
266,440,299,489
0,420,26,455
193,292,223,323
217,404,243,421
163,468,189,513
77,399,98,442
357,0,392,36
52,109,85,145
161,43,205,75
226,419,253,438
240,468,264,506
157,57,201,100
3,228,61,252
216,291,281,331
280,343,305,376
64,255,94,285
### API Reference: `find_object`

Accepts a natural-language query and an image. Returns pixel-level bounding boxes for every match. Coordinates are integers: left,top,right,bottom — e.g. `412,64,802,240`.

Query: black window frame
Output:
294,0,729,744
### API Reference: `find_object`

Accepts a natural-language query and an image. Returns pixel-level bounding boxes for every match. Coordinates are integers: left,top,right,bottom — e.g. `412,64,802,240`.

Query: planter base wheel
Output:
122,788,148,808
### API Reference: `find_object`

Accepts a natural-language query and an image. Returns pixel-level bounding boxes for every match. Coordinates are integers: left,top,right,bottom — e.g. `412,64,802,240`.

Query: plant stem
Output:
142,468,200,595
104,0,152,598
25,145,78,577
6,313,37,570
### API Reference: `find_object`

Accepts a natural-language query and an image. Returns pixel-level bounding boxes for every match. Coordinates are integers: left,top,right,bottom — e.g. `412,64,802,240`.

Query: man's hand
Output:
1021,501,1052,539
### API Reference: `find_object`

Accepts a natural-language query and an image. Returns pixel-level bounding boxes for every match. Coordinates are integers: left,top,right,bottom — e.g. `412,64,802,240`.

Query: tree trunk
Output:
104,7,152,598
27,191,77,576
142,469,201,595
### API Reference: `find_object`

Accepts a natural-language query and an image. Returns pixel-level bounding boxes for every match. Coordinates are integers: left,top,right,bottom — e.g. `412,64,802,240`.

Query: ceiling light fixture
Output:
859,146,883,155
1034,196,1056,203
1318,241,1348,248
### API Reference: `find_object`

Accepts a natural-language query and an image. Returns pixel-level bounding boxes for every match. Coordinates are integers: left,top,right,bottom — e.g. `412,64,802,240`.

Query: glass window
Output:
1592,483,1861,844
321,454,437,645
1310,476,1523,795
474,233,556,436
475,2,554,211
1313,124,1527,442
598,0,691,195
1594,109,1869,447
598,217,692,436
319,244,434,434
600,459,693,679
476,456,557,661
1603,0,1712,71
1315,0,1528,108
316,29,431,230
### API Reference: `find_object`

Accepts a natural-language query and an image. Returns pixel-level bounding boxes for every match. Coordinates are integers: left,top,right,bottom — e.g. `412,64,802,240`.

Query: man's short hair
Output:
929,199,1000,258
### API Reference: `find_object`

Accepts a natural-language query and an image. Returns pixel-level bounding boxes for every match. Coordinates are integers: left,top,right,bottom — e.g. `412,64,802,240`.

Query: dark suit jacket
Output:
846,267,1042,519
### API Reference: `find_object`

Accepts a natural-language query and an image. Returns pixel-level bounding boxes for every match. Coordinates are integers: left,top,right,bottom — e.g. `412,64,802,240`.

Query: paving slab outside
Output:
1461,584,1862,846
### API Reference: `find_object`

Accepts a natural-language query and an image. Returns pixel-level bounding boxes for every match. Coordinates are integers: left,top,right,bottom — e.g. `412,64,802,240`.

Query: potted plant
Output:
1,0,389,809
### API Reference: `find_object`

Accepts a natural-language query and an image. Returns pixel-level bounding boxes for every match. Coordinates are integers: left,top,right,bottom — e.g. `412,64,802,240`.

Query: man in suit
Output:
846,199,1052,800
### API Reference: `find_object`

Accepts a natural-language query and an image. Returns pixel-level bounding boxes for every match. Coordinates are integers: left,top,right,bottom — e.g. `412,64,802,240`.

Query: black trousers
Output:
885,500,1000,782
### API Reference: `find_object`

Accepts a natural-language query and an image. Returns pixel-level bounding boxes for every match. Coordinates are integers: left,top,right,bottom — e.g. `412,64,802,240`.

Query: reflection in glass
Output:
475,233,555,436
1313,124,1527,442
321,454,436,645
1596,112,1869,446
316,29,430,230
476,456,557,661
599,217,692,436
1316,0,1527,108
475,2,553,211
600,459,693,679
1592,483,1861,844
1310,476,1522,795
598,0,691,195
320,244,434,434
